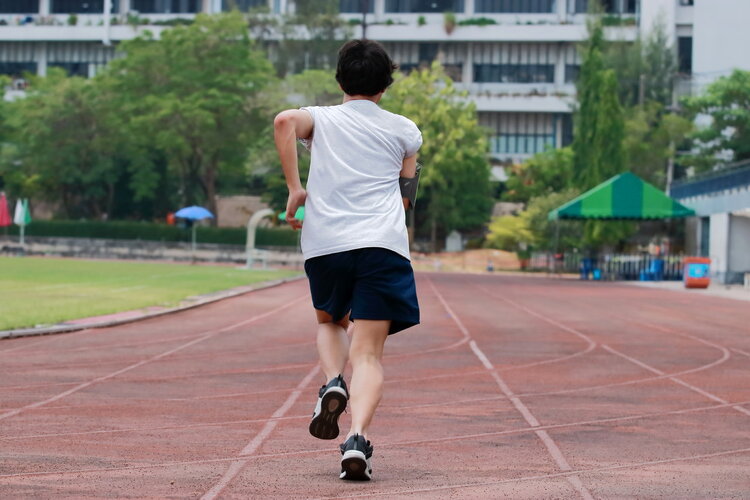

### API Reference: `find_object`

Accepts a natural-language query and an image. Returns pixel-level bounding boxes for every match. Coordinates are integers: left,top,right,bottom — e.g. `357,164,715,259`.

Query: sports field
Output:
1,273,748,498
0,257,298,331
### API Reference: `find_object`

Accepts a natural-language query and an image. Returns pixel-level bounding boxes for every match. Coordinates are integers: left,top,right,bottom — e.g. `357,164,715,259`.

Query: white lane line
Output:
4,399,750,480
199,364,320,500
603,344,750,418
0,296,307,422
429,279,594,500
308,446,750,500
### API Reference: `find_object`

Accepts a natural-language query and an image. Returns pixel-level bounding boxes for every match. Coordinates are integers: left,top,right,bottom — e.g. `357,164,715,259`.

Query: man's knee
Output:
315,309,349,329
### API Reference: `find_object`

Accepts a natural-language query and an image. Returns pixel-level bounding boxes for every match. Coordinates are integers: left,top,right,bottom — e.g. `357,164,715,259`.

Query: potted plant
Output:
443,11,456,35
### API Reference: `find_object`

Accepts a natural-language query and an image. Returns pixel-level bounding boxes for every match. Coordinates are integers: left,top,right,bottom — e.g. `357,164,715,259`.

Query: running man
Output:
273,39,422,481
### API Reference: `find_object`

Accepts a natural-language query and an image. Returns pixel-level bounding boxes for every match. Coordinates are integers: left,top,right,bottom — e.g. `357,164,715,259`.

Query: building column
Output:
119,0,131,14
374,0,385,19
36,42,48,77
709,212,730,283
39,0,50,16
556,0,567,21
464,0,474,15
462,43,473,84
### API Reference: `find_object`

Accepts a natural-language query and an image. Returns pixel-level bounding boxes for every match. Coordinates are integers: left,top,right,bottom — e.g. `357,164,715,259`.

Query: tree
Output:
503,147,574,203
1,70,130,218
605,21,677,108
573,15,626,189
382,62,493,250
683,69,750,169
104,12,276,224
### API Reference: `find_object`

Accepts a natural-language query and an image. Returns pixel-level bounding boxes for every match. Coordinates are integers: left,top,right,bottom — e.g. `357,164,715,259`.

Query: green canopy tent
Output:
548,172,695,255
549,172,695,221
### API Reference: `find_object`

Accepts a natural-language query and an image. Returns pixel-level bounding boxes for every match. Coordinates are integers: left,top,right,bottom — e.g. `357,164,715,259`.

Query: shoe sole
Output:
309,387,347,440
340,450,372,481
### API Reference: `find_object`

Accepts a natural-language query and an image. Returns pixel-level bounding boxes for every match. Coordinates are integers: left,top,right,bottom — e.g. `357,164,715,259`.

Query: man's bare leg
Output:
347,319,390,439
315,309,350,381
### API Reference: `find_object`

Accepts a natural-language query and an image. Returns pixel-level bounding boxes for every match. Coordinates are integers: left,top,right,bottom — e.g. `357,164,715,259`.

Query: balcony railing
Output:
671,160,750,199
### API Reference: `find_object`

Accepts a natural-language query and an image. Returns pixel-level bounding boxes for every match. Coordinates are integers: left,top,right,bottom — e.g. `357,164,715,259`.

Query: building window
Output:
339,0,374,13
0,62,36,78
52,0,123,13
49,62,89,77
474,63,554,83
385,0,464,13
678,36,692,74
475,0,554,13
573,0,637,14
490,134,556,155
564,64,579,83
0,0,39,13
222,0,267,10
131,0,200,13
679,0,693,5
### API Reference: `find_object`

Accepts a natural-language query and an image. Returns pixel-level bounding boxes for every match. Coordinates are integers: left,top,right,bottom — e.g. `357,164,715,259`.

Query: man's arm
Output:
399,155,419,211
273,109,314,230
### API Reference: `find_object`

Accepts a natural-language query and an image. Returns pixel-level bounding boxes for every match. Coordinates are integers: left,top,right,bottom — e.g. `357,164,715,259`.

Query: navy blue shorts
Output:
304,247,419,335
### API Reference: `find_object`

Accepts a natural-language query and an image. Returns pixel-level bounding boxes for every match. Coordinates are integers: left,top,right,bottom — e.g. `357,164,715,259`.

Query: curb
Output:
0,274,306,341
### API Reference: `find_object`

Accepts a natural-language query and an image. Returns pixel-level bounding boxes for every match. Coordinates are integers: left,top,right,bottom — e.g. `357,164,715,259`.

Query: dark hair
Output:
336,39,398,96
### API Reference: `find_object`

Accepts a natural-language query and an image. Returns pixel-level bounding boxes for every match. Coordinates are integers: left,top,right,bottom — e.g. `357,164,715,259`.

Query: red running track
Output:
1,273,749,499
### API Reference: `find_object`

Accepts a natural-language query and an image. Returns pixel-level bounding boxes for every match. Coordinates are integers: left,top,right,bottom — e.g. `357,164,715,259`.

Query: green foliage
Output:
623,103,693,187
417,15,426,26
5,219,299,247
487,189,584,252
1,70,131,218
503,147,574,202
457,17,497,26
682,69,750,168
103,12,276,223
382,62,492,249
485,215,533,251
443,11,456,34
574,16,626,190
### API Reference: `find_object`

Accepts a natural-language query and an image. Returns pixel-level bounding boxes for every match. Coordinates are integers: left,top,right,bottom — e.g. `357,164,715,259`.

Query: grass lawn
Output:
0,257,301,331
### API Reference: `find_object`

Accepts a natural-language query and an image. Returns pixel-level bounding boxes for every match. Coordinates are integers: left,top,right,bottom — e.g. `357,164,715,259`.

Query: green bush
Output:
457,17,497,26
5,220,299,248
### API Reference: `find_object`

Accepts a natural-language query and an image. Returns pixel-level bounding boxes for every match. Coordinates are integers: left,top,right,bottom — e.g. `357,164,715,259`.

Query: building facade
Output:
1,0,647,165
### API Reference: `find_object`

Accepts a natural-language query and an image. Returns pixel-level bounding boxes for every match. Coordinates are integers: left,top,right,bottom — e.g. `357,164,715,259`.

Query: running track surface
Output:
1,273,749,499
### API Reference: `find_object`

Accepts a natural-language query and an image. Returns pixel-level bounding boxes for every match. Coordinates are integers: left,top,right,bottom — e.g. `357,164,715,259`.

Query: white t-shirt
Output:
299,99,422,261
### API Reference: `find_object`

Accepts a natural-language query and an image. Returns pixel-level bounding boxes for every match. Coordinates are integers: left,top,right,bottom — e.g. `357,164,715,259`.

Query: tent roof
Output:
548,172,696,221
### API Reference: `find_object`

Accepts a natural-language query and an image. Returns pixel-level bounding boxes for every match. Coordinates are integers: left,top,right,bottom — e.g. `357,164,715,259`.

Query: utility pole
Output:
361,0,368,39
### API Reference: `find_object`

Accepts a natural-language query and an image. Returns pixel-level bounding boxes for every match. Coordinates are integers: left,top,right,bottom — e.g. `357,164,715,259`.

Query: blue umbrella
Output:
175,206,214,220
174,206,214,259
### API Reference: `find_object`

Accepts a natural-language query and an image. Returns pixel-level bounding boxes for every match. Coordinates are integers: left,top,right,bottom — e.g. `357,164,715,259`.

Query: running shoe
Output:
339,434,373,481
309,374,348,440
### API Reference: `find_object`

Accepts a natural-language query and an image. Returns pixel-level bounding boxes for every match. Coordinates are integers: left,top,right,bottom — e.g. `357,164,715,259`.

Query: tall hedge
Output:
4,220,299,248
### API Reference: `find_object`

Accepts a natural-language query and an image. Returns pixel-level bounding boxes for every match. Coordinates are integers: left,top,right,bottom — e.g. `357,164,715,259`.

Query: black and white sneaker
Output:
339,434,373,481
309,375,349,440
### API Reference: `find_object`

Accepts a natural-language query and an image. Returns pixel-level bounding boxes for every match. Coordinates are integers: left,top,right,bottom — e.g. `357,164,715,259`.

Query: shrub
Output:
5,220,299,247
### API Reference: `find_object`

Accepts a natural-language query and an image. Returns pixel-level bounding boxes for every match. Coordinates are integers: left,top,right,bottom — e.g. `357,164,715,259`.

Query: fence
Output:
529,252,686,281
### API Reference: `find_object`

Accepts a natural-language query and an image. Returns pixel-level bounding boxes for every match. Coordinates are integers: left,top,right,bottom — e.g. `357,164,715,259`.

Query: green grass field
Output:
0,257,300,331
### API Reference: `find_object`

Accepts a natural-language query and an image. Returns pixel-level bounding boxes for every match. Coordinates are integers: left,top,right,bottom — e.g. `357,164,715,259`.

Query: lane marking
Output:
199,364,320,500
429,279,594,500
0,296,308,422
3,399,750,479
603,344,750,418
308,446,750,499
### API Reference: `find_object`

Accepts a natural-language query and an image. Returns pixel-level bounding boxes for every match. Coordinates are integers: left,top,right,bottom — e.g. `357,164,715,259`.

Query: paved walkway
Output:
1,273,749,498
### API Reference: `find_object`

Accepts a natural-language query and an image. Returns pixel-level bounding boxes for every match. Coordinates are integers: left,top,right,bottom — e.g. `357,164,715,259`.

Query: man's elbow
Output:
274,111,294,131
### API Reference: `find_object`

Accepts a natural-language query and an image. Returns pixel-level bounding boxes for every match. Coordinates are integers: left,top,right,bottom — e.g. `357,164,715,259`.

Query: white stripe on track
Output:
200,364,320,500
603,344,750,418
429,279,594,500
0,296,307,422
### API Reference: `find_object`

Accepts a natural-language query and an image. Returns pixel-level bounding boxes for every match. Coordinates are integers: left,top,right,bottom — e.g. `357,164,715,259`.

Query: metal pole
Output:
191,224,196,261
20,224,25,246
361,0,368,38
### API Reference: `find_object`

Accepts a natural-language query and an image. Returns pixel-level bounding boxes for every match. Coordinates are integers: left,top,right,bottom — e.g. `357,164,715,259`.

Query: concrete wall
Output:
709,212,730,282
729,214,750,282
640,0,676,44
693,0,750,78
